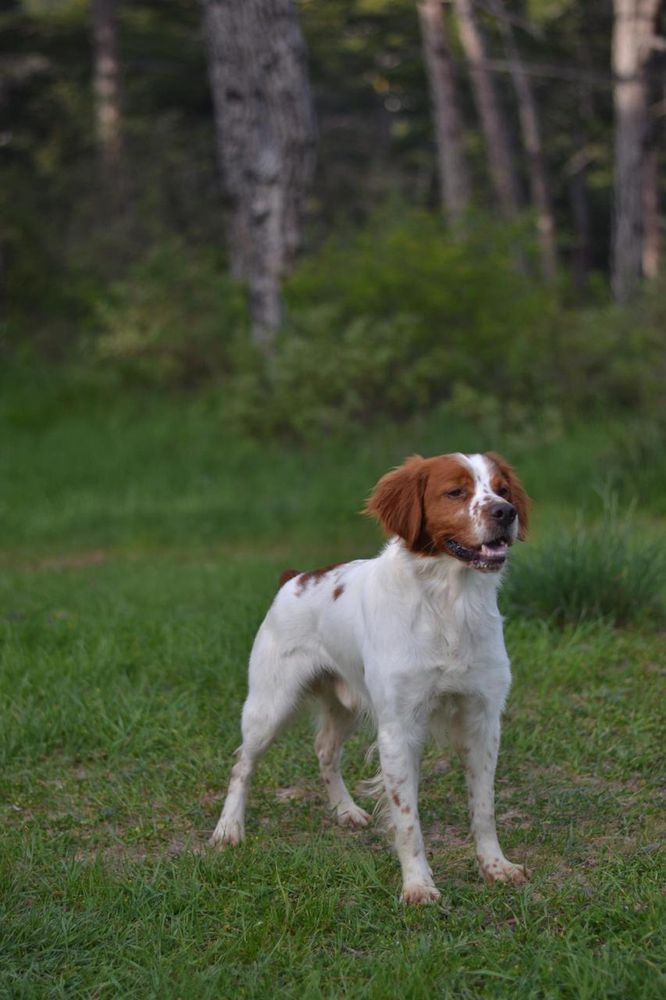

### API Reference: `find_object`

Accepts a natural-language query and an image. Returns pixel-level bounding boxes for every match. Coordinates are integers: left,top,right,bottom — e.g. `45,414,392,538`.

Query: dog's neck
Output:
380,536,504,608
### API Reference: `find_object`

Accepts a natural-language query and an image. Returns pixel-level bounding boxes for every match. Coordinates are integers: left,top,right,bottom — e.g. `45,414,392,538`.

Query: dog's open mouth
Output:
445,536,511,571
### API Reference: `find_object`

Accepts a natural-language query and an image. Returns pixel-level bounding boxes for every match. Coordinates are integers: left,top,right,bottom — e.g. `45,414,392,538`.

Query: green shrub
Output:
551,295,666,415
287,212,558,397
92,241,250,385
88,214,666,440
229,213,559,436
503,498,666,626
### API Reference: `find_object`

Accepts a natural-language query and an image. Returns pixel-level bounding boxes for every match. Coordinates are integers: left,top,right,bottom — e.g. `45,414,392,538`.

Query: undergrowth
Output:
504,497,666,626
74,214,666,439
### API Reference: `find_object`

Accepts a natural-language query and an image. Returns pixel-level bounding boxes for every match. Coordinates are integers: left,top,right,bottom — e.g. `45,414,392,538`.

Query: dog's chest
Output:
411,588,505,679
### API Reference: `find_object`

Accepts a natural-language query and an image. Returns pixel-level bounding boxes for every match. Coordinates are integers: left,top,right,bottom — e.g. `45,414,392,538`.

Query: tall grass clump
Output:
503,499,666,626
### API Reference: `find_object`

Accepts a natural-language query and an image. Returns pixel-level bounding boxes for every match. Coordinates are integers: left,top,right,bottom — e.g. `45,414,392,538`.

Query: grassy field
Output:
1,380,665,998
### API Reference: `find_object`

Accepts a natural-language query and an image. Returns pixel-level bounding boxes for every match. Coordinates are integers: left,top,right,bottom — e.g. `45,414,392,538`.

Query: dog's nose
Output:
490,502,516,525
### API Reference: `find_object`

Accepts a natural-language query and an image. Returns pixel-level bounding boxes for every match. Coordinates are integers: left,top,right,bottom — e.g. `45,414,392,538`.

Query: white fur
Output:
458,451,510,542
210,454,528,902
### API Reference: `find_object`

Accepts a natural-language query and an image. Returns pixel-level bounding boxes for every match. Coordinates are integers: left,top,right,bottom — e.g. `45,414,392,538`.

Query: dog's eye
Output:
446,488,466,499
497,486,509,498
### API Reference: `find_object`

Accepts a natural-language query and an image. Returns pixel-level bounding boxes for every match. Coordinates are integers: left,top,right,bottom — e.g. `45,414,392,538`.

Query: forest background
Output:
1,0,665,439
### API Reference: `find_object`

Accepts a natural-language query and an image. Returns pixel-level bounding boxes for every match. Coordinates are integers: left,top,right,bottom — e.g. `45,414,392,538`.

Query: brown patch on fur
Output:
422,457,480,554
365,454,479,555
401,805,411,814
278,568,301,589
296,562,345,593
391,791,401,807
485,452,531,540
333,584,345,600
365,455,429,550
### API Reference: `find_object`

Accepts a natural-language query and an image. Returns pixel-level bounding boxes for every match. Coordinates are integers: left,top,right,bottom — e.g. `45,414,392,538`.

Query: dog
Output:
210,452,531,903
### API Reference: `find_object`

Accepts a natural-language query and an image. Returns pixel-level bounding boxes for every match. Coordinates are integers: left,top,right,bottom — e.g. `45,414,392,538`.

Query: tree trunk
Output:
611,0,661,302
452,0,521,218
202,0,316,353
642,118,660,280
91,0,124,194
490,0,557,280
417,0,471,225
567,143,593,294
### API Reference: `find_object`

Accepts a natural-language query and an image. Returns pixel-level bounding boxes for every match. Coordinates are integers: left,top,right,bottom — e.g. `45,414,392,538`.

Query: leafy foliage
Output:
83,213,666,438
93,242,248,385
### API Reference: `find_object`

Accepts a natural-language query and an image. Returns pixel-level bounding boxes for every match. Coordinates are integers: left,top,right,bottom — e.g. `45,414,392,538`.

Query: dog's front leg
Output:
452,694,528,885
377,720,440,905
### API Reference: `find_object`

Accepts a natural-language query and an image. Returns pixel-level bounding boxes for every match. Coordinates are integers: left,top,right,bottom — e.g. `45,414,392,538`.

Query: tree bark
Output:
202,0,316,353
91,0,124,193
567,144,593,293
452,0,521,218
417,0,471,225
490,0,557,280
611,0,661,302
641,115,660,280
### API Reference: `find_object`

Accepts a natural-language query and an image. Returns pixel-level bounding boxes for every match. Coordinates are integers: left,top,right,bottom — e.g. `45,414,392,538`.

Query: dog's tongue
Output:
480,541,508,559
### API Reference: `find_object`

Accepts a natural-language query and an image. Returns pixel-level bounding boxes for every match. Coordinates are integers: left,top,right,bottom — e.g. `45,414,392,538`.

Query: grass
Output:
1,378,665,998
503,497,666,626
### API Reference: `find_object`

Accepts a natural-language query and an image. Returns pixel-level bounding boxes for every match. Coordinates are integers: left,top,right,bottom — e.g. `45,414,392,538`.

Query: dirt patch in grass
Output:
33,549,109,572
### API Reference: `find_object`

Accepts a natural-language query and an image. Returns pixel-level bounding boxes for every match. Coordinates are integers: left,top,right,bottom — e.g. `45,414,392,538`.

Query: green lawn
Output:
1,384,665,998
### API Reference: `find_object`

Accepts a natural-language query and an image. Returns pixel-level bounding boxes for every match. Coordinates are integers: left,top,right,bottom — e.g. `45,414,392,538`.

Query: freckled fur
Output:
211,452,531,902
295,562,346,594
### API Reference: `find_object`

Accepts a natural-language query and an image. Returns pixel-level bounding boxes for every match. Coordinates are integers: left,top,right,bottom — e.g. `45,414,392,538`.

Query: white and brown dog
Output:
211,452,531,903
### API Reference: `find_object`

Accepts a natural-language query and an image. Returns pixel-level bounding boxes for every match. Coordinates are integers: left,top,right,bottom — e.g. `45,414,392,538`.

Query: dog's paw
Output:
337,804,372,828
209,817,245,848
401,881,441,905
478,856,529,885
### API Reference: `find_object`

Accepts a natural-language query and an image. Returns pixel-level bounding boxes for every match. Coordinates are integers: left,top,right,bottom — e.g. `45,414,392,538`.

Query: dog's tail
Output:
278,568,301,589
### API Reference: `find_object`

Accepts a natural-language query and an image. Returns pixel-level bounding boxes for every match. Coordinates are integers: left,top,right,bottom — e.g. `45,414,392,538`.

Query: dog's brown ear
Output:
486,452,531,541
365,456,428,549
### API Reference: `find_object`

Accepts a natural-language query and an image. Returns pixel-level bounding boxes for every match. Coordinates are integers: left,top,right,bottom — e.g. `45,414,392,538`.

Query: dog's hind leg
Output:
210,633,311,848
314,677,371,828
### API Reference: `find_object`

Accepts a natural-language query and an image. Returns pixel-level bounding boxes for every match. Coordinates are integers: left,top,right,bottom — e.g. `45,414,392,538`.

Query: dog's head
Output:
365,452,530,572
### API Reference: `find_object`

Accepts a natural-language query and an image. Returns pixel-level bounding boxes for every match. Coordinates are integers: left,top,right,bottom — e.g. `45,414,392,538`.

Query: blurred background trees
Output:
0,1,664,433
202,0,316,350
91,0,124,203
611,0,662,302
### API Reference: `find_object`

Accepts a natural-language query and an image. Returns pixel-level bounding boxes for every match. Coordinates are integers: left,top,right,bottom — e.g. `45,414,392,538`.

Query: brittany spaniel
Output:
211,452,531,904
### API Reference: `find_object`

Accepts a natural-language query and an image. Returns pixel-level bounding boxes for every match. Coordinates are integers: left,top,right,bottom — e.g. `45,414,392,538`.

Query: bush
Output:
229,213,560,436
502,498,666,626
92,241,250,385
551,294,666,415
88,213,666,440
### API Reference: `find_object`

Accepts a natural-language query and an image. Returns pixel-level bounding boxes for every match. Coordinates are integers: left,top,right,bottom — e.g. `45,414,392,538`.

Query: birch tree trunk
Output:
490,0,557,280
202,0,316,353
452,0,521,218
417,0,471,225
91,0,124,196
611,0,661,302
